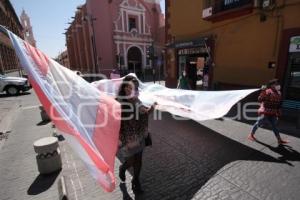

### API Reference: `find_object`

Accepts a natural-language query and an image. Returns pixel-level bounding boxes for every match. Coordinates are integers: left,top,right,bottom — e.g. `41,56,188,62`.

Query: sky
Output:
10,0,165,59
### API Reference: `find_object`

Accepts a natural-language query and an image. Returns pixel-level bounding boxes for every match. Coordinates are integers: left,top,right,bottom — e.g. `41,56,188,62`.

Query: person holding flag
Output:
116,75,155,194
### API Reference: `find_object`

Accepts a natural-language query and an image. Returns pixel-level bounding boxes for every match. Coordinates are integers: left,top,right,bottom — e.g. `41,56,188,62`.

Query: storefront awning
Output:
167,37,209,49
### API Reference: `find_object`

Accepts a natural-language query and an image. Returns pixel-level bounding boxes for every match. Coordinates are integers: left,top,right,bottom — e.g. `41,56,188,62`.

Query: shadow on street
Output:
117,112,300,200
255,140,300,166
0,91,31,98
27,170,61,195
36,120,51,126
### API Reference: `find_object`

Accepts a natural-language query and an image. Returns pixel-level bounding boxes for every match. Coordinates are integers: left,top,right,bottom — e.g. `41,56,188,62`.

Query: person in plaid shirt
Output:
248,79,289,145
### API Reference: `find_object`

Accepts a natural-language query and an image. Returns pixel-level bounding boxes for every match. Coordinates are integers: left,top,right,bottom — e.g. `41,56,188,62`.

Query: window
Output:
202,0,253,21
222,0,251,10
129,17,137,31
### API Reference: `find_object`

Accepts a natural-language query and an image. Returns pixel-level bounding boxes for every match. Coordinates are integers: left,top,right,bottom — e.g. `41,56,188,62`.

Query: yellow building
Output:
165,0,300,105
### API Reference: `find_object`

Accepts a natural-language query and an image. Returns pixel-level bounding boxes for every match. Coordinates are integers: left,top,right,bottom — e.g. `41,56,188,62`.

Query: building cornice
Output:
113,35,153,43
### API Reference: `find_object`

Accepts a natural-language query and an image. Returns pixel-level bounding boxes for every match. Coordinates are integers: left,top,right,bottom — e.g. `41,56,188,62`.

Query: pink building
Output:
66,0,165,80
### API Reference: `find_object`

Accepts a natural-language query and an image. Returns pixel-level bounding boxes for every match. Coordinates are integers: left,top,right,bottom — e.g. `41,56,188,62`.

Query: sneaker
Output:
278,139,289,145
248,133,256,141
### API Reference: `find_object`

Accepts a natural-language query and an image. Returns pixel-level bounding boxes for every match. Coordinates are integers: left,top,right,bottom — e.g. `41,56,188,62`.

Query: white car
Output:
0,74,31,95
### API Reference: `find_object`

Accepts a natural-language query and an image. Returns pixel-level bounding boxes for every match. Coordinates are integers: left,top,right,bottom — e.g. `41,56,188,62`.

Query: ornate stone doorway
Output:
127,46,143,79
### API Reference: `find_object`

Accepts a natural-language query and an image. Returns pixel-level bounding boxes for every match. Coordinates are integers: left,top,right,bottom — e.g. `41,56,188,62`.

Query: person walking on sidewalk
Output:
116,75,155,194
177,70,191,90
248,79,289,145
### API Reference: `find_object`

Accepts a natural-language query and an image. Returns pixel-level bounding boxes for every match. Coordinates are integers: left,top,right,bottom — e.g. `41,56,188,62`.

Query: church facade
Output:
66,0,165,80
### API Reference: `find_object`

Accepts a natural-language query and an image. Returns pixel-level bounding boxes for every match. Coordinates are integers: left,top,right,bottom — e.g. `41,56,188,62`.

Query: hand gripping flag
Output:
1,26,121,192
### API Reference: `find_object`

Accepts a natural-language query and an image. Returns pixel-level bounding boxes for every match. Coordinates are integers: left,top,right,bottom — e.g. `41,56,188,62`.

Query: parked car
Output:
0,74,31,95
80,73,106,83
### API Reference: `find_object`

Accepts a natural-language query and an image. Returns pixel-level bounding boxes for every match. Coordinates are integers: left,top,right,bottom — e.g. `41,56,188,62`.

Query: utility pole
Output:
83,14,99,74
146,42,155,83
90,15,99,74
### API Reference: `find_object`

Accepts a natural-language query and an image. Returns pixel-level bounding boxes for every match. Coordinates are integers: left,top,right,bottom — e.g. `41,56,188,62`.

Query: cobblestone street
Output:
0,92,300,200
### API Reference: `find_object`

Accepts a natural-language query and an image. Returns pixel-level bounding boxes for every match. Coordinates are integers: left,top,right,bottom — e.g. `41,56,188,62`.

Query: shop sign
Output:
178,47,209,55
174,39,207,49
175,41,194,48
289,36,300,52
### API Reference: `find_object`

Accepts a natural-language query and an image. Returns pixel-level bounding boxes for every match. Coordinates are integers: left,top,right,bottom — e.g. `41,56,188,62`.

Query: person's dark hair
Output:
117,75,139,100
267,79,279,88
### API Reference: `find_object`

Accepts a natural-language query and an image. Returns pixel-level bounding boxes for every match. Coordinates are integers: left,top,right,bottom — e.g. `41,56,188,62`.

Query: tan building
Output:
56,50,70,68
165,0,300,105
0,0,23,74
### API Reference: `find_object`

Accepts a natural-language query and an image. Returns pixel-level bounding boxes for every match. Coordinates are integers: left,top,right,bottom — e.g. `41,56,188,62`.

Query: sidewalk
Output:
0,106,58,199
197,118,300,199
0,100,131,200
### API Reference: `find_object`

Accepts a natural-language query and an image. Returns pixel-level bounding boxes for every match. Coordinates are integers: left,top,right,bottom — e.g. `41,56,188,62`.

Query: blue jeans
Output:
251,115,280,138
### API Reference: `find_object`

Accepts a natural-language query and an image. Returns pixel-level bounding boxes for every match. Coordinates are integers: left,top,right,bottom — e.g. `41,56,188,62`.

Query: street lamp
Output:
83,14,99,74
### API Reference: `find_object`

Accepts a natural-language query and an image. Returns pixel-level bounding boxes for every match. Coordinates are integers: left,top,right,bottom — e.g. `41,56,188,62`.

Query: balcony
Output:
202,0,254,22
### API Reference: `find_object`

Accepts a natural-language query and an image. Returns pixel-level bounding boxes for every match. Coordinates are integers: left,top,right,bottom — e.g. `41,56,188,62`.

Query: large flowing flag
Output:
1,26,121,192
1,25,259,192
93,76,259,122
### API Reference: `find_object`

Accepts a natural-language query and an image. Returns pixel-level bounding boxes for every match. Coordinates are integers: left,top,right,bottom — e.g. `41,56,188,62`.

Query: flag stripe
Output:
4,26,121,192
30,77,111,173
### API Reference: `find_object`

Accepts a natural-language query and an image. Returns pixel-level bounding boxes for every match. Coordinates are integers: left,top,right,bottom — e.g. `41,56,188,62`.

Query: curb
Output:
58,176,68,200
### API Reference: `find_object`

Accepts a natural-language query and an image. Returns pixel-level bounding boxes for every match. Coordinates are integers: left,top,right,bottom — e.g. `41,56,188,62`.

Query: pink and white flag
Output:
3,26,121,192
93,76,259,122
2,25,259,192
